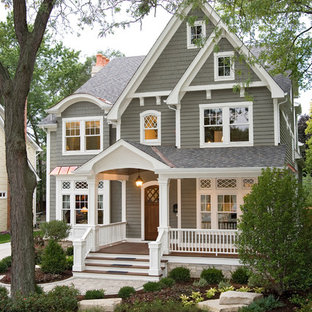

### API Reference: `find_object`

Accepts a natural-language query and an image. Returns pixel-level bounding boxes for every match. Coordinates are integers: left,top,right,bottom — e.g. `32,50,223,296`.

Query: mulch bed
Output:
0,267,72,284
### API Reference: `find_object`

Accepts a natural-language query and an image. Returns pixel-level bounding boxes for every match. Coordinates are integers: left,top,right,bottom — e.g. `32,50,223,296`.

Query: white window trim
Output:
140,110,161,146
199,102,253,148
62,116,103,156
214,51,235,81
187,20,206,49
0,191,7,199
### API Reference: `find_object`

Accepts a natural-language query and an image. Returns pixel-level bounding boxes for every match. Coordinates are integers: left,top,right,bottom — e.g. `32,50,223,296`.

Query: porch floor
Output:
92,242,238,258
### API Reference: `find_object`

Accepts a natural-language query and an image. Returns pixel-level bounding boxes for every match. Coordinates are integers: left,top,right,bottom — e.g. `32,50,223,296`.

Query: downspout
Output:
167,103,181,148
275,94,288,145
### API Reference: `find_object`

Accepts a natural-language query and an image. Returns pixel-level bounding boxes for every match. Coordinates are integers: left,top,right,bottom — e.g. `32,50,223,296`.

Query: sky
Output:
0,4,311,114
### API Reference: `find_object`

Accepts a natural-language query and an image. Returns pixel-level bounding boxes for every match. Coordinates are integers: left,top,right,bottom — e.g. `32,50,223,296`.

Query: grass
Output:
0,233,10,244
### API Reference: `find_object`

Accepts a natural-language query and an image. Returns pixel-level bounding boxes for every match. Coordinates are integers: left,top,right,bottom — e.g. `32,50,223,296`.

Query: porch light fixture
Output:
135,170,144,187
81,207,88,214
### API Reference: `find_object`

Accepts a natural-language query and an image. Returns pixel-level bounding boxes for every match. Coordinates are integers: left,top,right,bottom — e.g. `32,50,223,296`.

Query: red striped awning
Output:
50,166,78,175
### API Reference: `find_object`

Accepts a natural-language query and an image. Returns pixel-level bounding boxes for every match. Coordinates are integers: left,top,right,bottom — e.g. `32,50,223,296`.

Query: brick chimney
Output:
91,54,110,77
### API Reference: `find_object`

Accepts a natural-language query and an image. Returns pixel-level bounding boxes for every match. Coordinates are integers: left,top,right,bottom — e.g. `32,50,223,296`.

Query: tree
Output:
297,114,311,161
237,168,312,295
217,0,312,90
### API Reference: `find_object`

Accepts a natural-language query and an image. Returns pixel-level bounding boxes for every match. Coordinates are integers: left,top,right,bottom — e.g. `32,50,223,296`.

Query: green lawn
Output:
0,233,11,244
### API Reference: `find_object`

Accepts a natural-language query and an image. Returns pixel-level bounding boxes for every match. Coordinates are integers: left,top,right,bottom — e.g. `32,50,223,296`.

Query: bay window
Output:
200,102,253,147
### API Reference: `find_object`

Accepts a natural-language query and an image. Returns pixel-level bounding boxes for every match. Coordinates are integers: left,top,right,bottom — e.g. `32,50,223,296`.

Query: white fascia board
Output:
38,123,57,131
74,139,169,175
132,91,172,98
107,6,193,122
47,93,112,117
154,167,282,178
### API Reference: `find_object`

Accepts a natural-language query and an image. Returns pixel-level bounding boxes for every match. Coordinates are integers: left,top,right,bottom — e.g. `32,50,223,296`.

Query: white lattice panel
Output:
242,178,255,188
62,181,71,190
217,178,237,189
75,181,88,189
200,179,212,189
144,115,157,129
98,181,104,189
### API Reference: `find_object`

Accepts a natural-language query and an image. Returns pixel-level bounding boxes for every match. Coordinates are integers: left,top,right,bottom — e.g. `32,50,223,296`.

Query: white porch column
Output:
121,180,127,222
177,178,181,228
104,180,111,225
158,175,170,254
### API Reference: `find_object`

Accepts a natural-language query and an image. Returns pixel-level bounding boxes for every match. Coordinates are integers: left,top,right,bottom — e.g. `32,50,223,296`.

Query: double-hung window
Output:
187,20,206,49
140,110,161,145
200,102,253,147
63,117,103,155
214,51,235,81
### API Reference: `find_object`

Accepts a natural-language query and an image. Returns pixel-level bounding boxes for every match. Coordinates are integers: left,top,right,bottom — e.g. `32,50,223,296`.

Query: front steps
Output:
73,251,167,281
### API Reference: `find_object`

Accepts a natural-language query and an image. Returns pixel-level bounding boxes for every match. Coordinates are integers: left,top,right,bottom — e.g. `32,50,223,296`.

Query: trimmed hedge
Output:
169,267,191,282
200,267,224,284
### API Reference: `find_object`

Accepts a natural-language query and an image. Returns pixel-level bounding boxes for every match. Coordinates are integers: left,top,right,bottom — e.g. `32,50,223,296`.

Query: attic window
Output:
187,21,206,49
140,110,161,145
214,52,235,81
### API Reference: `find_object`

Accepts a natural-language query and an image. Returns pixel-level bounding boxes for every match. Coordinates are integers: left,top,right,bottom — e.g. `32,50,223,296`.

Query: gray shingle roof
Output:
75,56,145,104
39,114,57,126
126,141,287,168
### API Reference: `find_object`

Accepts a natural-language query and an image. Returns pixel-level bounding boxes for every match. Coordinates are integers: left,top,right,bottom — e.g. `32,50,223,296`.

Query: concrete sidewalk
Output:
0,243,11,260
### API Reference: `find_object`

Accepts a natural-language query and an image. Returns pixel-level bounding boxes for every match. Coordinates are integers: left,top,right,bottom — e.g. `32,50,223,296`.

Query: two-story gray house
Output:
40,3,301,281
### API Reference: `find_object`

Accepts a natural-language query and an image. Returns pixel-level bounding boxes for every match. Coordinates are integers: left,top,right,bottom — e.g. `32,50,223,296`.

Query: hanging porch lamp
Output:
135,170,144,187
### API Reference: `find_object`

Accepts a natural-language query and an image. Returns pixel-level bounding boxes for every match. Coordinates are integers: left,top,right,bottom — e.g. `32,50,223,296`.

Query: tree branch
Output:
291,26,312,46
12,0,28,47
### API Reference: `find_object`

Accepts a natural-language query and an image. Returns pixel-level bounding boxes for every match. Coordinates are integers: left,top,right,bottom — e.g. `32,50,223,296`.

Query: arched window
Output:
140,111,161,145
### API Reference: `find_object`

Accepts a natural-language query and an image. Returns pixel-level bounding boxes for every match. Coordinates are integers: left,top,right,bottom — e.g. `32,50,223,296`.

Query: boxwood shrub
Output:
143,281,162,292
85,289,105,299
118,286,136,299
231,267,250,284
200,267,224,284
169,267,191,282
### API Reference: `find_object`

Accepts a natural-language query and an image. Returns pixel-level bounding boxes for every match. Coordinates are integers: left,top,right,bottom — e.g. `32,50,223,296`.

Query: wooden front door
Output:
144,185,159,240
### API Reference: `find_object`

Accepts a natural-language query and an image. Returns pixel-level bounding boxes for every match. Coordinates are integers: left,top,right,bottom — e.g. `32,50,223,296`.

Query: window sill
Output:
214,76,235,82
62,150,103,156
200,142,253,148
140,140,161,146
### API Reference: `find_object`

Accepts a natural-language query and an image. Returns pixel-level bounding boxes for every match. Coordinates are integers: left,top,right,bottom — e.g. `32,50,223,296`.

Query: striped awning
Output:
50,166,78,175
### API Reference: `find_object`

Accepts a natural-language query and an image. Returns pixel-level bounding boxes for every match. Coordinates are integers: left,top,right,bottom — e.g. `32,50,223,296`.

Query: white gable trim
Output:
166,3,285,105
74,139,169,175
47,93,112,117
107,6,193,122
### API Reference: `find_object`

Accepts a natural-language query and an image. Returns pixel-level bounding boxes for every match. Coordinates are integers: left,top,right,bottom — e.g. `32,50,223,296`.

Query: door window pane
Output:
98,194,104,225
75,194,88,224
200,194,211,229
62,195,70,224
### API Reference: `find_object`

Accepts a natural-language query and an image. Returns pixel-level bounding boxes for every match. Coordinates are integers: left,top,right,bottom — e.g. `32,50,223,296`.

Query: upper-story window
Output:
140,110,161,146
214,51,235,81
199,102,253,147
62,116,103,155
187,20,206,49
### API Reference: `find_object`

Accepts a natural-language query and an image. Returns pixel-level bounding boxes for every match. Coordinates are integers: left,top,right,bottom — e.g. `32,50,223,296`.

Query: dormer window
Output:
214,52,235,81
140,110,161,145
187,21,206,49
62,117,103,155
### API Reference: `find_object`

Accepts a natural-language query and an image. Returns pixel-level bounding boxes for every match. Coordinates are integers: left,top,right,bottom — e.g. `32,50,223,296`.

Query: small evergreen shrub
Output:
0,286,8,300
238,295,284,312
231,267,250,284
118,286,136,299
193,278,208,287
0,261,8,274
143,281,161,292
159,277,175,288
85,289,105,299
169,267,191,282
35,248,43,265
66,255,73,270
35,284,44,294
200,267,224,284
1,256,11,268
66,246,74,256
40,220,70,241
40,239,67,274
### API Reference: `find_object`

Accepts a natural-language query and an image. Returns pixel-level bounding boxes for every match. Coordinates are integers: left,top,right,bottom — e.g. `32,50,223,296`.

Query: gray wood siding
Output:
49,101,110,220
181,179,196,228
126,171,158,238
169,179,178,228
136,10,214,93
180,87,274,148
280,111,294,166
121,97,176,145
111,181,122,223
191,38,260,85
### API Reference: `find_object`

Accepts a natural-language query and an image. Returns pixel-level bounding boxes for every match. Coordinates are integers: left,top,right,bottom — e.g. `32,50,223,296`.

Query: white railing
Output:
169,228,238,255
73,227,93,271
98,222,127,246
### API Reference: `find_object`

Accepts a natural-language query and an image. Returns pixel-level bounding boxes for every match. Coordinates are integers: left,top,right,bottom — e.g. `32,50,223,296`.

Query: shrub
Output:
143,281,161,292
46,286,79,311
118,286,136,299
0,261,8,274
35,247,43,265
40,239,67,274
40,220,70,241
218,281,235,293
238,295,284,312
169,267,190,282
66,246,73,256
231,267,250,284
115,299,202,312
0,286,8,300
200,267,224,284
159,277,175,288
85,289,105,299
66,255,73,270
1,256,11,268
206,287,217,299
237,168,312,295
193,278,208,287
35,284,44,294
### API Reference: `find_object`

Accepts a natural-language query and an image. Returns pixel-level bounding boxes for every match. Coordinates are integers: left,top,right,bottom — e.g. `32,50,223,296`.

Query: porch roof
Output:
126,141,287,169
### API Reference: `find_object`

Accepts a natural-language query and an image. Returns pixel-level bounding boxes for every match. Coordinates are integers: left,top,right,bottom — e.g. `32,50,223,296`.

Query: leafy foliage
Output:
200,267,224,284
159,277,175,288
40,220,70,241
231,267,250,284
143,281,162,292
238,295,284,312
0,256,11,274
237,168,312,294
193,278,208,287
169,267,191,282
85,289,105,299
118,286,136,299
40,240,67,274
